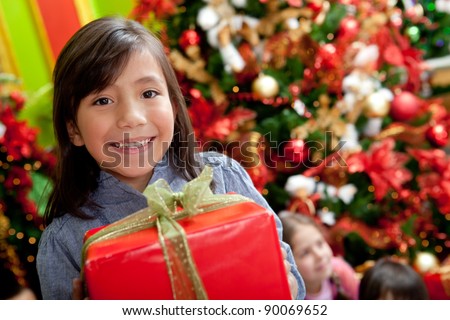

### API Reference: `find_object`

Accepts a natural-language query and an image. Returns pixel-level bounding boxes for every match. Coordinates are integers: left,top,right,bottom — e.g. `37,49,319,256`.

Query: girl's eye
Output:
94,97,112,105
142,90,157,99
317,239,325,248
296,249,309,258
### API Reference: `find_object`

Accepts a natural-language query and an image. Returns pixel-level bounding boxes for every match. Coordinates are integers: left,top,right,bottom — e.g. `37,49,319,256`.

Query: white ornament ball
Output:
413,251,440,274
197,6,220,31
252,74,279,99
231,0,247,8
364,91,391,117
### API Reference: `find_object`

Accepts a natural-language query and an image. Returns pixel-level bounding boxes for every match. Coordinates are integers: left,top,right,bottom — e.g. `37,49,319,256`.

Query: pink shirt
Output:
306,256,360,300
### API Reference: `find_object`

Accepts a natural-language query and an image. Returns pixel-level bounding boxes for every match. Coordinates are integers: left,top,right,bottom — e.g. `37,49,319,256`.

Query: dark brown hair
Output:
44,16,199,225
359,257,429,299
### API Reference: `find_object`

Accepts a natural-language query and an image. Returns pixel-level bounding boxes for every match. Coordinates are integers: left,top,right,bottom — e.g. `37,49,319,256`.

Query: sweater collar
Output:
93,155,182,205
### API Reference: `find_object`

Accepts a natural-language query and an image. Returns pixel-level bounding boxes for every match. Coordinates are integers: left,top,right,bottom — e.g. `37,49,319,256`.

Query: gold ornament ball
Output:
364,91,390,117
413,251,440,274
252,74,280,99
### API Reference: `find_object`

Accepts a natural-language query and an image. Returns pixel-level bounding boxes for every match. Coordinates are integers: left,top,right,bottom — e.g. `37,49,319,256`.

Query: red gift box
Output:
83,201,291,300
423,266,450,300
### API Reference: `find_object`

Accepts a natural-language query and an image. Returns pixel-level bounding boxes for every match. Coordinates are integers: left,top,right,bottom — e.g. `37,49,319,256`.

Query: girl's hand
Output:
72,278,86,300
281,247,298,299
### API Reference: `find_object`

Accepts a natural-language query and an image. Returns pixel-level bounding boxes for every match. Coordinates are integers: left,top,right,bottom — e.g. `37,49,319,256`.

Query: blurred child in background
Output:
359,257,429,299
280,212,359,299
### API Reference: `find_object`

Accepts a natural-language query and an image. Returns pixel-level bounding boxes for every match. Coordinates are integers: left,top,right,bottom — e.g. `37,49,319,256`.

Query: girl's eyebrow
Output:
135,75,165,85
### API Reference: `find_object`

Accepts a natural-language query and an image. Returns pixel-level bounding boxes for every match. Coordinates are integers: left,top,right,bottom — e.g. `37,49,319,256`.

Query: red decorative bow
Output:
347,138,412,200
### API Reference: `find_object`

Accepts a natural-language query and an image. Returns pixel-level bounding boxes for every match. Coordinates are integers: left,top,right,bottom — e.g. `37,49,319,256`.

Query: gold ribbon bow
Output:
81,166,251,299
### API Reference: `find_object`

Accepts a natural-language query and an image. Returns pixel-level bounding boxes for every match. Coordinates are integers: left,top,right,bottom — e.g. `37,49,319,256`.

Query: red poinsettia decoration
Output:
187,89,256,143
0,81,56,223
372,26,424,93
346,138,412,200
0,107,38,160
409,148,450,213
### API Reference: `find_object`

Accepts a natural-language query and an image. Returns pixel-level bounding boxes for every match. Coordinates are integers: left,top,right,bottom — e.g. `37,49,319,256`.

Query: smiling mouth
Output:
111,137,153,149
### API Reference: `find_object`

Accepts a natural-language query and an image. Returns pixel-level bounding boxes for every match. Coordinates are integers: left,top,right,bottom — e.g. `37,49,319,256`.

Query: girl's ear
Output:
66,121,84,146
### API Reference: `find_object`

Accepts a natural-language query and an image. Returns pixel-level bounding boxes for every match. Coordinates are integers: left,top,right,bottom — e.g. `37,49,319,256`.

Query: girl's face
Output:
290,224,333,291
68,50,175,191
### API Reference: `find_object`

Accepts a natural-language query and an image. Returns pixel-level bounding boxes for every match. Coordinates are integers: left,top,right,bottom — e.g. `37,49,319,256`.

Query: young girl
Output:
36,16,305,300
280,212,359,299
359,257,429,299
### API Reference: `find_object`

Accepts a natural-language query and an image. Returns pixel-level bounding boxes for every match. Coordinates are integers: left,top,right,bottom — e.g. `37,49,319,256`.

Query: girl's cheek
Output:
298,258,313,274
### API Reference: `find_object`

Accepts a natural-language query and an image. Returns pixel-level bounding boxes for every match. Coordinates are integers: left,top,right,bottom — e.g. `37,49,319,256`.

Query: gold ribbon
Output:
81,166,251,299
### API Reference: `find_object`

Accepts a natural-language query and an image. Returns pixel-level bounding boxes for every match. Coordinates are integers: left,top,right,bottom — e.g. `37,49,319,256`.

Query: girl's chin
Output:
315,266,333,280
103,167,155,178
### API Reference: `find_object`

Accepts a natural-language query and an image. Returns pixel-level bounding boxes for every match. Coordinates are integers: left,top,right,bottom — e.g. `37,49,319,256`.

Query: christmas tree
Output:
131,0,450,277
402,0,450,60
0,74,55,299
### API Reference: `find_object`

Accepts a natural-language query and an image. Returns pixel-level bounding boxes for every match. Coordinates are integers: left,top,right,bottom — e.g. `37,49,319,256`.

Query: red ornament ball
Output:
320,44,338,69
283,139,308,164
390,91,421,122
338,17,360,41
289,84,301,97
179,30,201,50
306,1,323,18
426,124,449,147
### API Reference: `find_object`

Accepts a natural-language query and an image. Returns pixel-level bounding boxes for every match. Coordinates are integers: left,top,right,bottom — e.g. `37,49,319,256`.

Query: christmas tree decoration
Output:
178,29,201,50
131,0,450,293
251,73,280,99
169,34,227,105
337,16,360,42
283,138,308,165
196,0,260,73
413,251,440,274
130,0,182,22
426,123,449,147
0,74,55,298
1,210,27,290
363,117,384,137
402,0,450,60
390,91,423,121
422,255,450,300
347,138,413,201
363,90,392,118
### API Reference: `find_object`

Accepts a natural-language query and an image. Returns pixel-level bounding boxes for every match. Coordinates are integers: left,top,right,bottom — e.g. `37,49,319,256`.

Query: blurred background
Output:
0,0,449,299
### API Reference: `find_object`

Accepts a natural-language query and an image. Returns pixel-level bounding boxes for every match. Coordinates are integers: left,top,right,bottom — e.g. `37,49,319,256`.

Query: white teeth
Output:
113,138,151,148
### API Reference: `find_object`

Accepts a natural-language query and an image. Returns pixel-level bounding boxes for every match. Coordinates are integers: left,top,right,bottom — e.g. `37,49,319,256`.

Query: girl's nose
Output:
116,101,147,128
311,246,323,259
